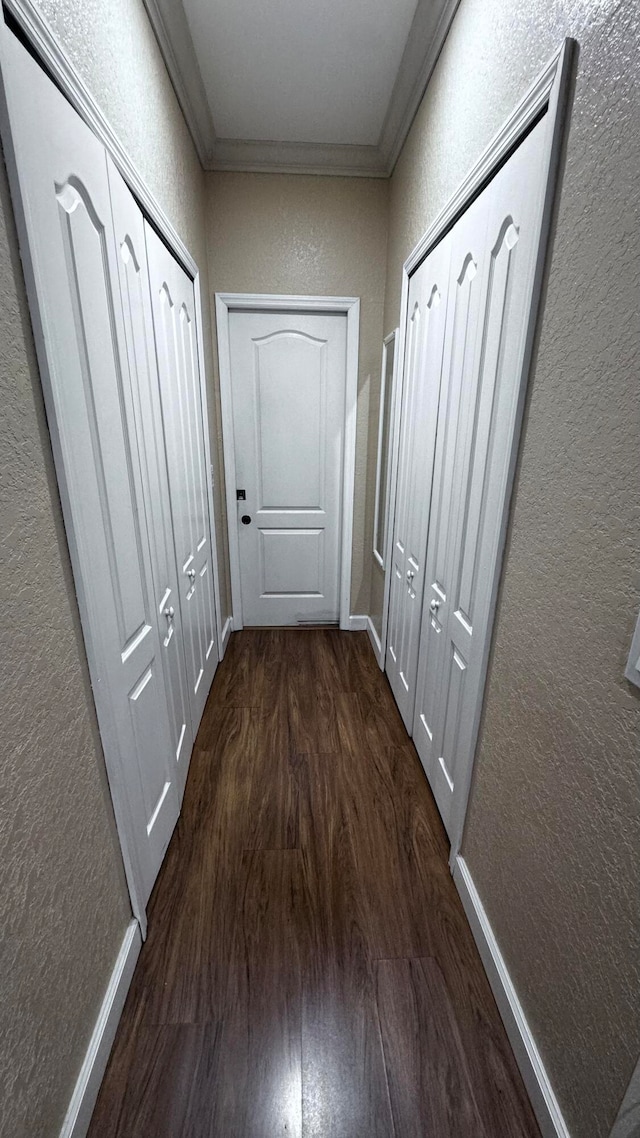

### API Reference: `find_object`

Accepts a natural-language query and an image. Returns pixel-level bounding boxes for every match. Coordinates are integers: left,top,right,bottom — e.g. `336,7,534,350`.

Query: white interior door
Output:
1,30,180,912
146,225,218,729
386,236,451,727
413,117,549,841
227,309,347,627
107,160,194,802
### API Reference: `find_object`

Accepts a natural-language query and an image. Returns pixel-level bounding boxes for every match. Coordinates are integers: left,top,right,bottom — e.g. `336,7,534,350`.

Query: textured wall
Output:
383,1,640,1135
205,172,389,614
0,1,221,1134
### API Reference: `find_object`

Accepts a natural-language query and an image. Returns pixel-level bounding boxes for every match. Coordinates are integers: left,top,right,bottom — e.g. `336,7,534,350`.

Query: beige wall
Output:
0,1,218,1134
383,1,640,1135
205,171,389,615
3,0,639,1134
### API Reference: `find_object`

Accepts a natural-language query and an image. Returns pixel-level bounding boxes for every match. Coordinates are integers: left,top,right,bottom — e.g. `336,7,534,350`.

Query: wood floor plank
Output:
287,681,337,754
135,708,258,1025
205,849,304,1138
88,629,540,1138
423,856,542,1137
297,753,395,1137
376,956,488,1138
89,1020,209,1138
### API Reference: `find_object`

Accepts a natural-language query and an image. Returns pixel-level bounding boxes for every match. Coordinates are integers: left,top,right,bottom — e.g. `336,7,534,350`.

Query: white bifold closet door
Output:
413,118,548,838
1,29,180,906
146,226,219,728
386,234,450,726
107,162,194,802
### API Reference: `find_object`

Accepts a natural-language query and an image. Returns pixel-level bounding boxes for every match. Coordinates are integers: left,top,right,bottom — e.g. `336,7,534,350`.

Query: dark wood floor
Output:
88,630,540,1138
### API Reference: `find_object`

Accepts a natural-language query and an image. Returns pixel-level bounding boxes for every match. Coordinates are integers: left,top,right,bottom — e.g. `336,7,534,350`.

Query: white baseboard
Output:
348,614,368,631
366,614,384,667
610,1055,640,1138
453,858,570,1138
220,615,233,658
59,920,142,1138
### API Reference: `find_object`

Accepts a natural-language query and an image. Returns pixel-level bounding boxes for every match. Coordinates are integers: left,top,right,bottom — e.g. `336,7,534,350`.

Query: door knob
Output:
429,598,440,614
241,515,252,525
186,568,196,580
163,605,174,619
406,569,415,584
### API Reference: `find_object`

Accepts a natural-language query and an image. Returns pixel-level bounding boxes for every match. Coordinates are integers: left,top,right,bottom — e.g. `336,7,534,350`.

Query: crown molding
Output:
378,0,462,173
142,0,461,179
140,0,215,166
208,137,386,178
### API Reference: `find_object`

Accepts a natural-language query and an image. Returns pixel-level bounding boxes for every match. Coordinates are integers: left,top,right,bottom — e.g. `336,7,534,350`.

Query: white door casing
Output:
413,116,552,844
146,224,219,729
0,29,181,919
386,234,451,727
217,295,360,630
227,309,347,627
107,160,194,802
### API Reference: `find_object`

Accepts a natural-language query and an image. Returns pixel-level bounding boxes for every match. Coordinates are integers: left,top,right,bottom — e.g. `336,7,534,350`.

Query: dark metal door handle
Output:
241,515,251,525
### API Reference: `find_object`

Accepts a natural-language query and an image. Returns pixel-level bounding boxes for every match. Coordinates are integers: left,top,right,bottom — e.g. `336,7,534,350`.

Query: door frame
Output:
380,38,576,862
0,1,225,935
215,292,360,631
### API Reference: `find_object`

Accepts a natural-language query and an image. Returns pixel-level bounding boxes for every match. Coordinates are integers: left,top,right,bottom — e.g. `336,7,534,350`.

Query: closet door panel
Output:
413,116,549,839
0,29,179,910
145,225,218,730
386,235,451,728
107,160,193,801
413,190,490,821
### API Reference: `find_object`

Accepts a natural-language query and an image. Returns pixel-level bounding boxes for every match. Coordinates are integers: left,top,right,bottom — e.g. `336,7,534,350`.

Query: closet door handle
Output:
186,568,196,581
429,598,440,614
163,606,175,620
406,569,415,584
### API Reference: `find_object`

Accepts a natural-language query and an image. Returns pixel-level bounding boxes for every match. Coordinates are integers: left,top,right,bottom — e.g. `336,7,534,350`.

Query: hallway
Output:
88,629,540,1137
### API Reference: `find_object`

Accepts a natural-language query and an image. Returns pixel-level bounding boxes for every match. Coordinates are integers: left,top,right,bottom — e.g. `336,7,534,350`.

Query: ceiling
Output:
143,0,460,176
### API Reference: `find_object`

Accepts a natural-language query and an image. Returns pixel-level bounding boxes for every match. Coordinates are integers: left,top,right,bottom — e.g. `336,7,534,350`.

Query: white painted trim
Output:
0,4,226,929
366,614,383,664
140,0,215,166
453,858,570,1138
210,137,386,178
610,1055,640,1138
373,329,399,571
348,615,368,631
624,608,640,689
378,0,462,173
193,273,224,665
220,615,233,658
137,0,464,180
215,293,360,632
133,0,460,178
59,920,141,1138
379,299,408,671
381,39,576,854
